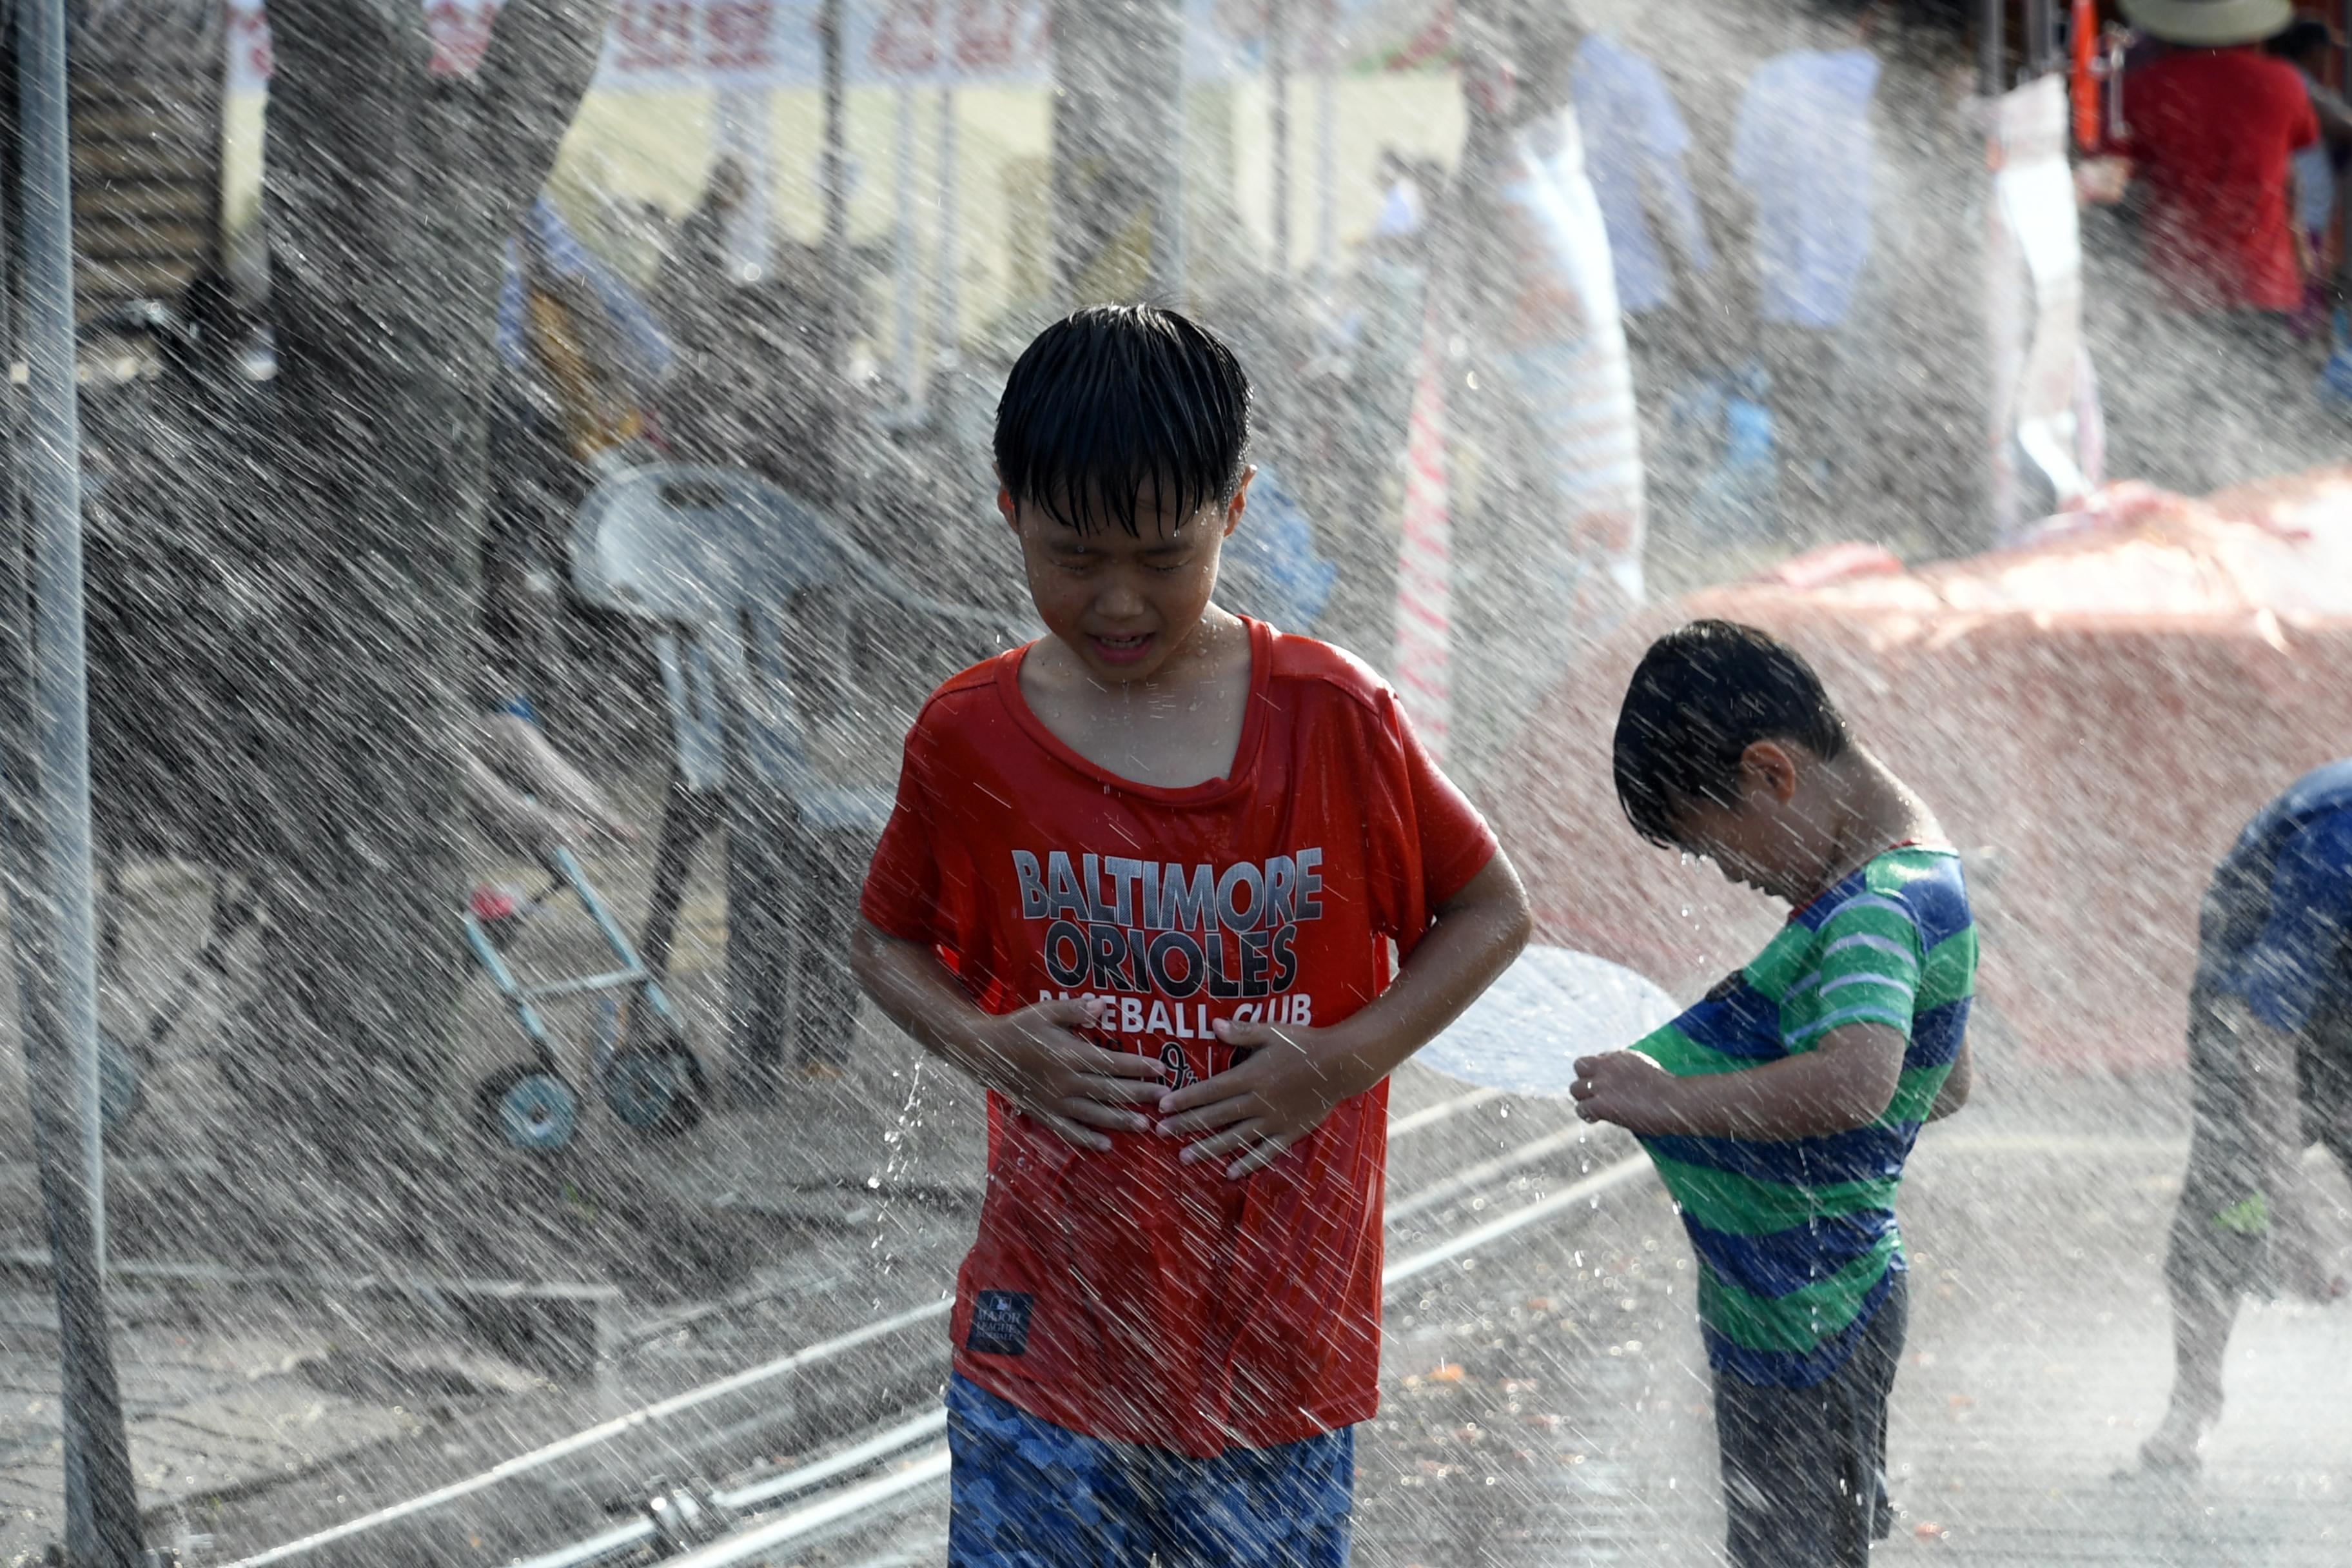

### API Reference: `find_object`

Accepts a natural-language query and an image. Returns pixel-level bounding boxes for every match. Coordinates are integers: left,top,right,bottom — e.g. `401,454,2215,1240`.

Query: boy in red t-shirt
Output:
852,305,1532,1565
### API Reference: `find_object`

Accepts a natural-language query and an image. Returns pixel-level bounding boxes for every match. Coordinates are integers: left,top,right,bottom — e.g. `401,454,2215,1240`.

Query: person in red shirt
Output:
2113,0,2318,311
851,305,1533,1564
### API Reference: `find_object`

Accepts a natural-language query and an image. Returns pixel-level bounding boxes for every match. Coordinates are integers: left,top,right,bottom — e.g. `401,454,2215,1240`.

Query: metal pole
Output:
813,0,853,498
1983,1,2022,542
891,80,918,408
819,0,851,375
928,86,962,426
1269,0,1290,275
12,3,145,1557
1980,0,2006,97
1313,0,1337,292
2024,0,2054,77
19,0,97,1273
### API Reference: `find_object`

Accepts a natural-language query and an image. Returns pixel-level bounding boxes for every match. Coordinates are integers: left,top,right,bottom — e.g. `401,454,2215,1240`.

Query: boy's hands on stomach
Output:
1146,856,1536,1179
1155,1016,1377,1179
976,997,1169,1152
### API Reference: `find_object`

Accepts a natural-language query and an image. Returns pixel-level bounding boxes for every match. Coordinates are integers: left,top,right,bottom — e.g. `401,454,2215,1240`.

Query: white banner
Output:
226,0,1431,95
226,1,1053,93
602,0,1055,90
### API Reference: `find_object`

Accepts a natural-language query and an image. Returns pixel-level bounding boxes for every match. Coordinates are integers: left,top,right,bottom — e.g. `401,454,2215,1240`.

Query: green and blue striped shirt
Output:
1633,846,1976,1387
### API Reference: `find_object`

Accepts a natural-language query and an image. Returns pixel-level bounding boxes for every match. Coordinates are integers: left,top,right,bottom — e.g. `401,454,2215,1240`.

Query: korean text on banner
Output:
222,1,1057,93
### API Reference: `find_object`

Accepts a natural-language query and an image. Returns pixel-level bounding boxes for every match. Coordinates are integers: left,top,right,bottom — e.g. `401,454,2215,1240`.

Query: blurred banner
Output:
224,0,1448,93
224,1,1046,91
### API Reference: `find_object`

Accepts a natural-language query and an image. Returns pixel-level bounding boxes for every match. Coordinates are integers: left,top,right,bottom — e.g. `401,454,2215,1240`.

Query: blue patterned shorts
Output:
945,1375,1355,1567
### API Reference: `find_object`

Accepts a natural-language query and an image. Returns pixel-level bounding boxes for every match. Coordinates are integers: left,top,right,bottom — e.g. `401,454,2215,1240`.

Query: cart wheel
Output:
99,1031,142,1136
478,1068,579,1154
602,1039,706,1139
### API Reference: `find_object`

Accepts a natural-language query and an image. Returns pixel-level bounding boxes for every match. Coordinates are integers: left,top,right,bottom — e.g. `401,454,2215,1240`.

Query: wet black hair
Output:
2269,19,2335,62
994,304,1251,536
1612,620,1852,848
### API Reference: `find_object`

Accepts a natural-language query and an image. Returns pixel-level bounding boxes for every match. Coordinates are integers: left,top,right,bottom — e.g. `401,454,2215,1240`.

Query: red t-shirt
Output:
2121,48,2320,312
859,619,1497,1456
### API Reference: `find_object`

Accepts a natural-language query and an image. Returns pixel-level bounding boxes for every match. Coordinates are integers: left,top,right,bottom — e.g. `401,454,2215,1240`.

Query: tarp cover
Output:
1494,471,2352,1072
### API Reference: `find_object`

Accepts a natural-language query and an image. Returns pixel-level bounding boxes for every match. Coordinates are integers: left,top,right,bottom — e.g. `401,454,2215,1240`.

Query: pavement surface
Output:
1,837,2349,1565
776,1077,2352,1568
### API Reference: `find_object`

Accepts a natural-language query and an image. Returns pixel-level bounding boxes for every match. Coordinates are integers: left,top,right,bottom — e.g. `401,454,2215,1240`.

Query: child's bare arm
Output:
1571,1022,1906,1140
1153,852,1534,1179
848,918,1166,1151
1925,1035,1972,1121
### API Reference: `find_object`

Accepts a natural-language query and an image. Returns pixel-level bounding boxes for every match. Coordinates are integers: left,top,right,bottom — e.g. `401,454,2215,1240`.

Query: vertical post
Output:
1268,0,1290,275
2023,0,2054,77
1980,0,2006,98
892,79,919,409
1313,0,1337,292
1984,37,2023,540
218,11,266,295
11,2,143,1560
205,0,233,278
819,0,852,375
19,0,99,1273
929,85,962,421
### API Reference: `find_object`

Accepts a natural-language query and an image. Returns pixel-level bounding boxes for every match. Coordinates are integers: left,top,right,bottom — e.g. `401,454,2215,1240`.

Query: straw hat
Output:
2119,0,2294,46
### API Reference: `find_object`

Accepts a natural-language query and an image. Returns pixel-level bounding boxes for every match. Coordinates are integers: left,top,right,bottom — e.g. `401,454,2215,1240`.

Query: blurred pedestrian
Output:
656,155,755,464
2265,18,2352,330
2110,0,2315,314
1368,146,1430,250
1572,30,1716,346
1430,7,1645,792
483,193,674,727
1577,621,1977,1568
2141,759,2352,1475
502,193,675,464
1729,0,1883,547
2078,0,2339,491
1571,26,1719,582
662,155,753,331
851,306,1532,1566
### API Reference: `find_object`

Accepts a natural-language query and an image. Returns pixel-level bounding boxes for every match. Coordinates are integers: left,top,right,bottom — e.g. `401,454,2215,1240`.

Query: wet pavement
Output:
794,1077,2352,1568
5,917,2352,1568
0,1037,1589,1566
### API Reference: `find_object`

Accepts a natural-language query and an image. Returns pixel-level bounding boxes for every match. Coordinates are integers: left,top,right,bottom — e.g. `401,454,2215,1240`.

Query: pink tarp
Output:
1493,472,2352,1073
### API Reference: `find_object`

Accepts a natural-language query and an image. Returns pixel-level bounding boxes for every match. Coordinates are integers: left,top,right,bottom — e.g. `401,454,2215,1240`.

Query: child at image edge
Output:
1574,621,1978,1568
850,306,1533,1566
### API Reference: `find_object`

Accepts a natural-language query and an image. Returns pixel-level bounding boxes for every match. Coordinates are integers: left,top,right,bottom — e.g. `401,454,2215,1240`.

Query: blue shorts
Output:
945,1374,1355,1568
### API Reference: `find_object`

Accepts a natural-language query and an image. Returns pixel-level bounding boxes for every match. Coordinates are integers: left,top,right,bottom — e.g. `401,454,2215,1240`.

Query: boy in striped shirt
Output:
1573,621,1976,1567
